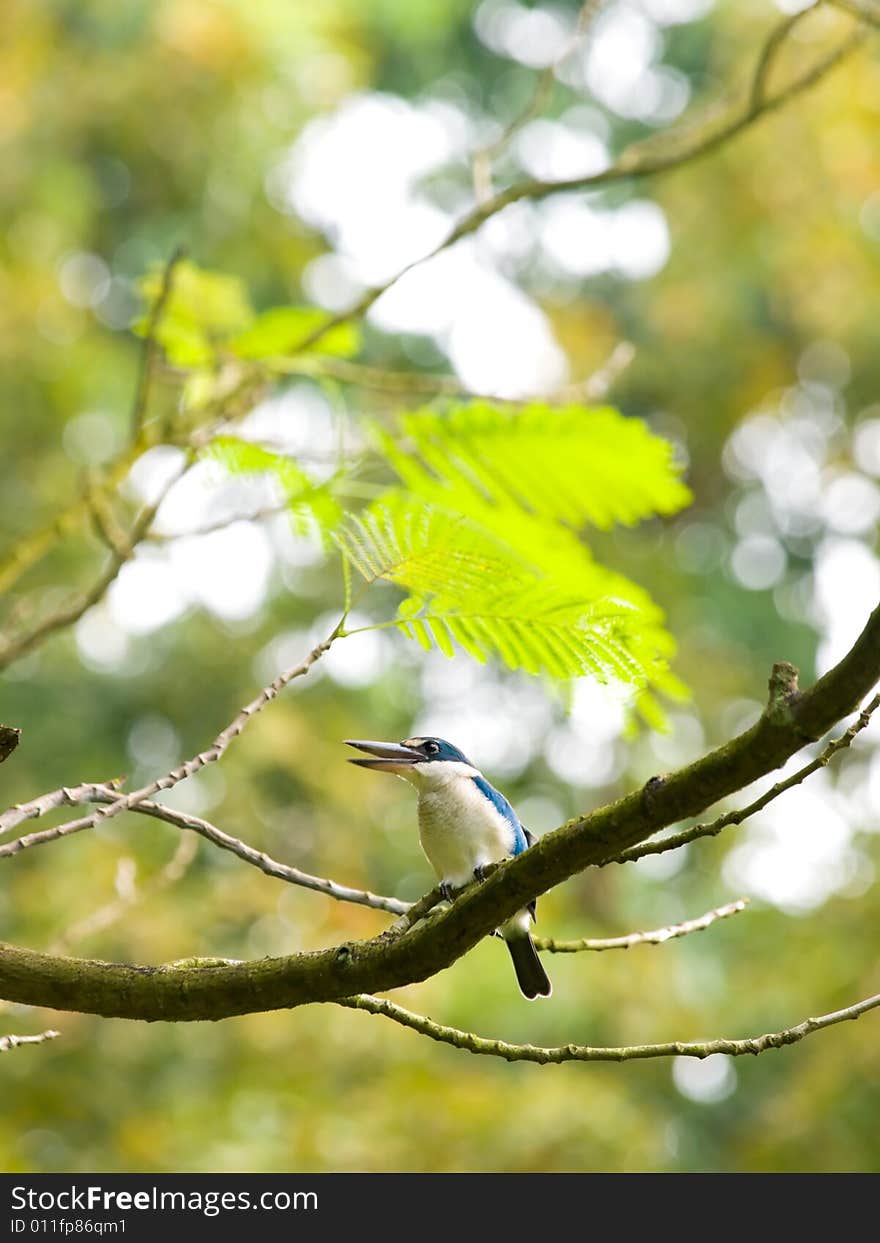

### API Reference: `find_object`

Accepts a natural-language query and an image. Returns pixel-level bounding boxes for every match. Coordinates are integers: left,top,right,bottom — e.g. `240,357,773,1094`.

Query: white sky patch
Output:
637,0,714,23
276,93,466,286
853,415,880,476
323,619,391,688
515,119,610,183
673,1054,736,1104
372,240,569,397
152,460,281,537
609,200,671,277
820,471,880,536
540,198,613,278
722,776,859,913
237,384,338,471
538,196,670,281
414,663,554,777
106,521,274,634
108,552,189,635
581,4,663,116
75,605,132,671
730,534,787,591
569,678,629,744
813,538,880,675
126,445,188,506
544,724,622,787
474,1,573,68
167,523,274,621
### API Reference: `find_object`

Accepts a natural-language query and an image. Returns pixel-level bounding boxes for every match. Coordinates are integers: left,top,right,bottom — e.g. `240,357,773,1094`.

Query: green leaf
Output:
381,402,692,531
206,436,343,535
134,261,254,368
336,498,525,598
228,307,360,361
336,498,670,686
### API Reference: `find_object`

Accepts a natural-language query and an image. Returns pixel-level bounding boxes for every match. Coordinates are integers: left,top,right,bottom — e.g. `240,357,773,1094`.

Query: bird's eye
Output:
423,740,440,756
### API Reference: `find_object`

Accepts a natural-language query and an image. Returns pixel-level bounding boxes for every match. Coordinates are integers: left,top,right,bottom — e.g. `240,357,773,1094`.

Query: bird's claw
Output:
473,864,489,882
439,881,455,903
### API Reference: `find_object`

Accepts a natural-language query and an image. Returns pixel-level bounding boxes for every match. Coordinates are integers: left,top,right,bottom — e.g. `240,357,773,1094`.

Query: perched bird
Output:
346,736,551,1000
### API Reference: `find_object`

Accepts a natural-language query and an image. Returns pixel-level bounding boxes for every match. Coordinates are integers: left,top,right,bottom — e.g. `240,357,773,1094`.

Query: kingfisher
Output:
346,736,552,1000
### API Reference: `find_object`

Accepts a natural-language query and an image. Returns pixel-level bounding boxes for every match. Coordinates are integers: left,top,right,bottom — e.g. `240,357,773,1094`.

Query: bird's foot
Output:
473,864,490,882
439,881,456,903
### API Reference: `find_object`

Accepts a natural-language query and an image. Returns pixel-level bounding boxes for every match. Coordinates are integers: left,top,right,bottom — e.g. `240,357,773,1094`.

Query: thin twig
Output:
131,245,186,438
275,341,633,405
0,626,343,857
0,1029,60,1053
296,16,869,355
534,898,748,953
750,2,820,111
828,0,880,28
339,990,880,1063
0,457,190,673
472,0,605,203
611,692,880,866
0,780,408,915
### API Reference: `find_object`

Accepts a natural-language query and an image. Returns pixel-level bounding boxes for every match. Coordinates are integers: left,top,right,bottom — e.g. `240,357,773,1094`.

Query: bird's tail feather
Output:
504,933,552,1000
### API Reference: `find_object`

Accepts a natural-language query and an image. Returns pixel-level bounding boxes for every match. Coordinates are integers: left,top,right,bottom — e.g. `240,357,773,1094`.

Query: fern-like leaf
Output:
380,402,691,531
337,499,668,686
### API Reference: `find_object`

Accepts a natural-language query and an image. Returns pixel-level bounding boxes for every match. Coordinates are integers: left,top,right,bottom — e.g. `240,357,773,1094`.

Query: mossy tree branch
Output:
1,600,878,1022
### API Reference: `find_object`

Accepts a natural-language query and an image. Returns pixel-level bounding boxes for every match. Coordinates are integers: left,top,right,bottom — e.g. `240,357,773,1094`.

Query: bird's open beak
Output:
345,739,424,773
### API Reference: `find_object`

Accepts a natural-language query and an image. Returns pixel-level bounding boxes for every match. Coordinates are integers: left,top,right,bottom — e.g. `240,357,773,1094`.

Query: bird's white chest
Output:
416,770,515,888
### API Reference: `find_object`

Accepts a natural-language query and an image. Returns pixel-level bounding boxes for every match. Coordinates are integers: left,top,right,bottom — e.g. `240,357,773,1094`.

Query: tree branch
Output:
611,690,880,866
337,990,880,1064
1,625,342,846
1,599,878,1021
0,780,408,915
0,455,190,673
471,0,605,203
297,14,869,354
0,1028,60,1053
130,245,185,438
274,340,634,406
534,898,748,953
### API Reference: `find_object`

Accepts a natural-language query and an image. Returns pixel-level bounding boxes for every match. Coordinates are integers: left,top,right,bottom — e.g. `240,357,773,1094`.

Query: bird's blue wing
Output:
472,776,529,855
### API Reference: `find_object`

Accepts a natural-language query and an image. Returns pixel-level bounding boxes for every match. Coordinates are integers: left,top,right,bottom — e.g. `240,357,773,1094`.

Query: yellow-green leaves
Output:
229,307,360,361
134,261,360,368
385,402,692,530
134,262,252,367
334,401,693,710
336,499,676,688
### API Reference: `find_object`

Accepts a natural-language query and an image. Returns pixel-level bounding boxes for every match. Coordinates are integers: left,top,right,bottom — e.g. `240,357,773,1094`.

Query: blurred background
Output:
2,0,880,1172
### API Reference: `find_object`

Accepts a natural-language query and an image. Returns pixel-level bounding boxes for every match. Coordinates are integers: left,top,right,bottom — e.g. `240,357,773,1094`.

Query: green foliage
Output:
229,307,360,361
381,402,692,530
207,436,343,534
134,261,253,367
329,402,691,696
336,496,677,687
135,263,360,369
